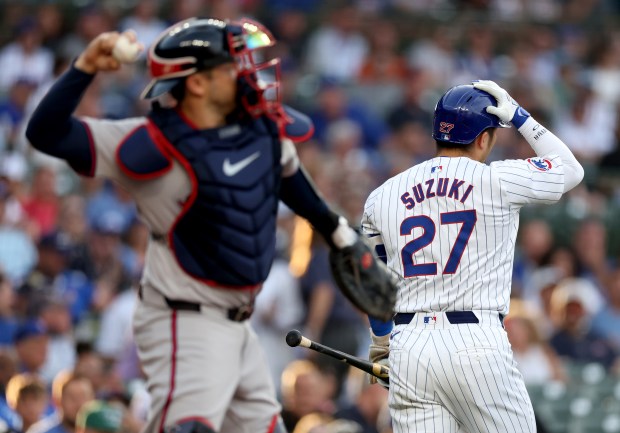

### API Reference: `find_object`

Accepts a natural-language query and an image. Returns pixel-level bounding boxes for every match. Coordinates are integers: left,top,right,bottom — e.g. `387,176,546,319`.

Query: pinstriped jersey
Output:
361,154,565,315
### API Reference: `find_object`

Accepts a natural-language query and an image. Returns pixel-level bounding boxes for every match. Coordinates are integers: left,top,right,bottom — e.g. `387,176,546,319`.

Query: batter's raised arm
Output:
474,79,584,192
25,31,143,176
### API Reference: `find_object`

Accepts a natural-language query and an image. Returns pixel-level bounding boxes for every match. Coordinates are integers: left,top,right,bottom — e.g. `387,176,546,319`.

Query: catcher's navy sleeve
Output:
279,166,340,246
25,65,95,176
368,251,393,336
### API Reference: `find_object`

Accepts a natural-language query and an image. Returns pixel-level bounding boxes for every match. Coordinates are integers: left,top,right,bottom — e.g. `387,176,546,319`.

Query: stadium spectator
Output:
0,180,37,285
0,18,53,93
38,297,76,385
95,286,137,363
309,78,388,151
505,302,567,385
0,79,37,153
572,217,615,291
16,231,92,326
386,68,433,132
118,0,167,57
549,278,616,369
5,373,48,432
20,166,59,237
74,401,122,433
357,18,407,84
0,351,19,430
280,360,337,432
57,7,112,61
28,371,94,433
554,84,617,163
0,273,17,346
14,322,48,378
590,269,620,350
512,219,555,301
335,370,388,433
304,3,368,81
406,25,458,89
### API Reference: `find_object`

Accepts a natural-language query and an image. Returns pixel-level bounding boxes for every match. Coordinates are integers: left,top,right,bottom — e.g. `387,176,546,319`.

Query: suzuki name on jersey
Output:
400,177,474,209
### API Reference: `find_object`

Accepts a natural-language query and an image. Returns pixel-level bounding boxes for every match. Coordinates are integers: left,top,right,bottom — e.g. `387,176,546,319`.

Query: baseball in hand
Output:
112,34,142,63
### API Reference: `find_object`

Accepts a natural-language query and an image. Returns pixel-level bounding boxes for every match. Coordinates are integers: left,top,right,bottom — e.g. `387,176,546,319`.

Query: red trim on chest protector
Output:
115,123,173,180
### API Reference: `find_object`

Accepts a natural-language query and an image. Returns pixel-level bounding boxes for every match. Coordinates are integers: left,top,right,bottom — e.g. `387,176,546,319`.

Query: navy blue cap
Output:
15,320,47,343
38,231,72,254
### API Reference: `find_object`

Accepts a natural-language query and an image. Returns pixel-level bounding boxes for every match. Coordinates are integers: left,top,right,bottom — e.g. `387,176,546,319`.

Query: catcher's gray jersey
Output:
83,116,299,308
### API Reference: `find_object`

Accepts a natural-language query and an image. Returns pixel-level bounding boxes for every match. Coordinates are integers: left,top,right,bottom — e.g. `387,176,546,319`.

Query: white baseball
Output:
112,34,141,63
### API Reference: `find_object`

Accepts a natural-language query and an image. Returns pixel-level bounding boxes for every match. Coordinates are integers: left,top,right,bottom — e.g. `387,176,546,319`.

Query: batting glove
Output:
472,80,530,128
369,329,390,389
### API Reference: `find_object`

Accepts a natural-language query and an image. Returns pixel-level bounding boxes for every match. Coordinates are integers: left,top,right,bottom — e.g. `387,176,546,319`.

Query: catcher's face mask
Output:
226,18,285,124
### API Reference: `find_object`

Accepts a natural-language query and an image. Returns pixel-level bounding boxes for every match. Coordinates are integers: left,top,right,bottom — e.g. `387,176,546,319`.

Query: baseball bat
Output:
285,329,389,379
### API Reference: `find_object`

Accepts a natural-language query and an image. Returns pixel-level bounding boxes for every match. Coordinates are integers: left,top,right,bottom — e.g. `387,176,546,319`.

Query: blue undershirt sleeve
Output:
369,316,393,336
25,65,96,176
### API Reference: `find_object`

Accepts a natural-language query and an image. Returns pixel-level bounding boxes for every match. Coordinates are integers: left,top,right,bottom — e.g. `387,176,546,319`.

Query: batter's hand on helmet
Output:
369,329,390,389
329,235,397,322
75,31,143,74
472,80,530,128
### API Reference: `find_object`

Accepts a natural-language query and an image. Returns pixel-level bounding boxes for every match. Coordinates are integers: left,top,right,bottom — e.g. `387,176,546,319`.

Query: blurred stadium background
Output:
0,0,620,432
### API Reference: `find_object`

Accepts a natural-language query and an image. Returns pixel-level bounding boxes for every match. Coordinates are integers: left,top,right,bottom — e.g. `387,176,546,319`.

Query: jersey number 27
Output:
400,209,477,277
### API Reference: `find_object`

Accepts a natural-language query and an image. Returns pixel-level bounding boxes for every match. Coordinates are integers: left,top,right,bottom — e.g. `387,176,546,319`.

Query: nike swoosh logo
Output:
223,152,260,176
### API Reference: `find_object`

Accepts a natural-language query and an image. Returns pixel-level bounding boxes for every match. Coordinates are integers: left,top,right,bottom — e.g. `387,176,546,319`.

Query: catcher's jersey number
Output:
400,209,477,277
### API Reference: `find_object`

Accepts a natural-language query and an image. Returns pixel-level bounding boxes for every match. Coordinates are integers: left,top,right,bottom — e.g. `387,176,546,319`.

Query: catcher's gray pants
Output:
133,295,282,433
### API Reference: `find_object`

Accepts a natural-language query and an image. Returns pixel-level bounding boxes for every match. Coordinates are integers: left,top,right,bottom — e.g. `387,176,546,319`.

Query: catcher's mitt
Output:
329,236,397,321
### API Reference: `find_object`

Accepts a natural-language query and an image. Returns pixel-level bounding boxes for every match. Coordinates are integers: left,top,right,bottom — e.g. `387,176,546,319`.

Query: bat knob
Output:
286,329,303,347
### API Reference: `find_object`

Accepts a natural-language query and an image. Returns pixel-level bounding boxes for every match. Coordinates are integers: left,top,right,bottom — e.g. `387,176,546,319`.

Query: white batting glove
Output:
472,80,530,128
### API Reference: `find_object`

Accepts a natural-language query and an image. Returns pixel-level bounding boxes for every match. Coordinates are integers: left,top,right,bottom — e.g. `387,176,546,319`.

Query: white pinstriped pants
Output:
389,311,536,433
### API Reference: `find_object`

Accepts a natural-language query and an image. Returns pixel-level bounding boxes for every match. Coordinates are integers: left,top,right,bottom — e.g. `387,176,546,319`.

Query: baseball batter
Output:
25,18,395,433
363,81,584,432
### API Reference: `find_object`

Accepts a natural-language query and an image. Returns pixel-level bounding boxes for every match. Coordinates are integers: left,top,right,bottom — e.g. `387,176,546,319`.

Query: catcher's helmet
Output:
432,85,510,145
141,17,280,115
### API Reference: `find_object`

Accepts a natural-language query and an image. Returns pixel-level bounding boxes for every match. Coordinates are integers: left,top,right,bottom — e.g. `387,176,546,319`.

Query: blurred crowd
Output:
0,0,620,432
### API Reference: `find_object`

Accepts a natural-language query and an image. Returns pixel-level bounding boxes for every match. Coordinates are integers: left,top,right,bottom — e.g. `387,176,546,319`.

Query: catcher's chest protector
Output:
145,108,282,287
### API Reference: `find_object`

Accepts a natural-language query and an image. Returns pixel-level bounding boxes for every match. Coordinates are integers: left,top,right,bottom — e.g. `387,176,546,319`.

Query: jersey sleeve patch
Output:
527,157,553,171
116,125,173,180
282,105,314,143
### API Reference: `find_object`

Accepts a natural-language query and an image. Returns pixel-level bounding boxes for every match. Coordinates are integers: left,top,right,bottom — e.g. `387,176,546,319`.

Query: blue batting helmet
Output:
432,85,510,145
